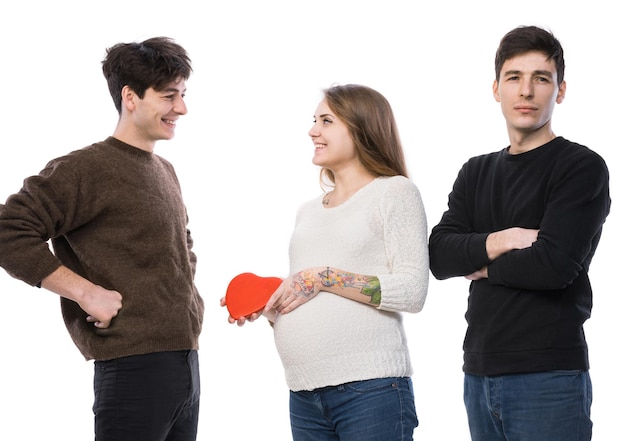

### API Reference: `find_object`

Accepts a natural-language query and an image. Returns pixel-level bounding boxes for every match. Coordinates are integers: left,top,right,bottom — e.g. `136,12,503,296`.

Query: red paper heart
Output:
225,272,283,319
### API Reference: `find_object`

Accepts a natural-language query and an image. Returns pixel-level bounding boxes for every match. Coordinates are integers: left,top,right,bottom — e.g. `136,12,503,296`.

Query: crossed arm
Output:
464,227,539,280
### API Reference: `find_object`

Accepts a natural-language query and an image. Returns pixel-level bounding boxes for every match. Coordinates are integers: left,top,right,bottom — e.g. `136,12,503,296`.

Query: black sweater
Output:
429,137,610,375
0,137,204,361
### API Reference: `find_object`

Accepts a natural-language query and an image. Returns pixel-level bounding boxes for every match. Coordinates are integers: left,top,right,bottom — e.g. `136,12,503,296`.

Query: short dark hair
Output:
495,26,565,85
102,37,192,114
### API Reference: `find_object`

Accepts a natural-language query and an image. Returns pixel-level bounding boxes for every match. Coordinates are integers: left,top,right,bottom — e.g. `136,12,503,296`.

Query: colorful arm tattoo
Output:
319,267,381,305
293,271,316,298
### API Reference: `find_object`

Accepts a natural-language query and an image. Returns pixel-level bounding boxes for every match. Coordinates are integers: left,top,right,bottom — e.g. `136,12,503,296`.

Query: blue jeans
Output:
289,377,418,441
93,350,200,441
464,370,592,441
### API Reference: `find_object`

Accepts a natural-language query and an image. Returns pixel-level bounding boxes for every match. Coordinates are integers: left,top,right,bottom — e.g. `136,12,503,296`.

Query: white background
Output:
0,1,622,440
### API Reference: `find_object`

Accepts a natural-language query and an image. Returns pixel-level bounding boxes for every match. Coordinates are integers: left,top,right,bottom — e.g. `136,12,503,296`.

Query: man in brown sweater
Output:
0,37,204,441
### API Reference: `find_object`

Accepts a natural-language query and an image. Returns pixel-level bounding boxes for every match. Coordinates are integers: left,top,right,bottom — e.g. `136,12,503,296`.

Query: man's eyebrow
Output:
503,69,554,77
162,87,186,93
533,69,554,77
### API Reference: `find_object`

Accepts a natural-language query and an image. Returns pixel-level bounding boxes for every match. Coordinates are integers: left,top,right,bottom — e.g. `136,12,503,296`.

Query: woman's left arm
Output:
265,267,381,315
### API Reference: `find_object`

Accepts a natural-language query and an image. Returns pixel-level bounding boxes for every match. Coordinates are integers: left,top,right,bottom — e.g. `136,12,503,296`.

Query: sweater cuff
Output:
469,232,491,268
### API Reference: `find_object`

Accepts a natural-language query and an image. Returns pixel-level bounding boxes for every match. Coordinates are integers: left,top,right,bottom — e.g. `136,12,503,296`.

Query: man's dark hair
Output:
102,37,192,114
495,26,565,85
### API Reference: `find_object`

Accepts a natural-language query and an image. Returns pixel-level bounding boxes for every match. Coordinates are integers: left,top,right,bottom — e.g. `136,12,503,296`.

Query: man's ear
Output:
120,85,137,112
556,80,566,104
492,79,501,102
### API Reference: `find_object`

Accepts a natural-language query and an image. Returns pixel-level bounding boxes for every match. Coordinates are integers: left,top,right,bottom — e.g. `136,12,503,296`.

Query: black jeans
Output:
93,350,200,441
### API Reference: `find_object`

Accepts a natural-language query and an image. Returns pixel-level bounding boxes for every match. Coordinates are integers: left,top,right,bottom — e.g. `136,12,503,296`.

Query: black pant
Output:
93,350,200,441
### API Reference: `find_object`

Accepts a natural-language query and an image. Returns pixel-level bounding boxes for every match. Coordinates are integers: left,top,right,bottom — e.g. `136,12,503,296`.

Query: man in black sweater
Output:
429,25,610,441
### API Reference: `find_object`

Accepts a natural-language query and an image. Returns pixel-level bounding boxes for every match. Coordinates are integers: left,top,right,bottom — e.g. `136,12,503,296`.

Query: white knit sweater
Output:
272,175,429,391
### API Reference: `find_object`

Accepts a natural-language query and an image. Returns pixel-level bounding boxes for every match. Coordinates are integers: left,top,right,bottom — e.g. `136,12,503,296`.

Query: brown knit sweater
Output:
0,137,204,361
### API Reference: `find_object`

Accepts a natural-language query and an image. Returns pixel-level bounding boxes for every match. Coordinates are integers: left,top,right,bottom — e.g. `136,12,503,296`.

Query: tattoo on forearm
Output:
319,267,381,305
